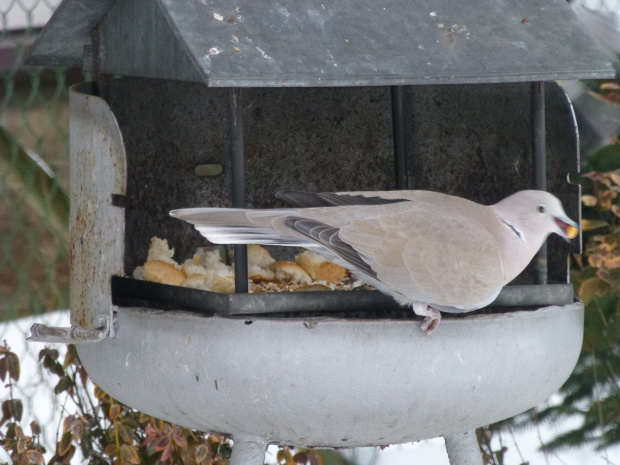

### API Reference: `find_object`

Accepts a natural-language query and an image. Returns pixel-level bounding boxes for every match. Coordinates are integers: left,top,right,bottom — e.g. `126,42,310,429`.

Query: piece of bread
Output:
247,244,275,268
273,261,312,284
204,250,233,273
294,284,333,292
182,273,210,291
144,260,186,286
182,260,209,278
147,237,178,266
211,275,236,294
181,271,236,294
295,250,348,283
133,266,145,280
248,264,275,281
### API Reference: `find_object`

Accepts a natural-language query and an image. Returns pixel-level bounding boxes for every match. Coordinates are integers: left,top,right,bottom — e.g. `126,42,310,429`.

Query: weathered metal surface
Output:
77,302,584,452
26,0,114,68
111,276,574,316
26,0,614,86
97,0,205,83
69,82,126,329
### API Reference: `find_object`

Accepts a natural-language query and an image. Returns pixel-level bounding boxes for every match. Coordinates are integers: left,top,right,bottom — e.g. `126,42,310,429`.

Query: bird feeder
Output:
26,1,614,464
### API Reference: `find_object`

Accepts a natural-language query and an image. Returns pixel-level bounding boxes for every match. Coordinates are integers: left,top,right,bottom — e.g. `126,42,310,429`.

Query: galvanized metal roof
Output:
28,0,615,86
27,0,113,69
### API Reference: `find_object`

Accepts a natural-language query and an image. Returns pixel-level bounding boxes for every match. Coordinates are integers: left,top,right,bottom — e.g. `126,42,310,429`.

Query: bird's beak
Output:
554,216,579,241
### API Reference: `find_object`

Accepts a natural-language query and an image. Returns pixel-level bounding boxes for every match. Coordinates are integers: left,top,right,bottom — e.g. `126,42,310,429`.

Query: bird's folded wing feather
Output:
339,207,506,309
278,189,464,208
284,217,377,278
276,189,409,207
333,189,457,203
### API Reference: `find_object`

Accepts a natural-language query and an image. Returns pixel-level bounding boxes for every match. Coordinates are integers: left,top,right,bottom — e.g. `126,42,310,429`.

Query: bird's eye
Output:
536,205,545,214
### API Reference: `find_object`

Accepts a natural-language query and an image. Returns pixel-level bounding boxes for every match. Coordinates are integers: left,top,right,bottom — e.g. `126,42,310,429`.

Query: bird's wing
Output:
170,207,315,246
339,205,506,310
284,217,378,278
334,189,459,203
276,189,464,208
276,189,409,207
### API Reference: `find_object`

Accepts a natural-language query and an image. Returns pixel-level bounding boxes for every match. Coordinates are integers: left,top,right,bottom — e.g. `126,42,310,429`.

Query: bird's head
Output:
492,190,579,244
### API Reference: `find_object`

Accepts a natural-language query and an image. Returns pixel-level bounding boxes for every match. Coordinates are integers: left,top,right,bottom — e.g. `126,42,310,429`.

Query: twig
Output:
533,409,550,465
507,427,526,464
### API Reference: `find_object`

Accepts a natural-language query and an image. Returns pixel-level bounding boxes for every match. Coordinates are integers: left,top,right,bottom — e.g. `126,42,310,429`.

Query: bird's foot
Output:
412,304,442,334
421,308,441,334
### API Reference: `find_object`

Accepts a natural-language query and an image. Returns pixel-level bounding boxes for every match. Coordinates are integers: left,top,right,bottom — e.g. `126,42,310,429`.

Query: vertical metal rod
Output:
391,86,409,190
90,27,109,101
532,81,547,285
230,88,248,293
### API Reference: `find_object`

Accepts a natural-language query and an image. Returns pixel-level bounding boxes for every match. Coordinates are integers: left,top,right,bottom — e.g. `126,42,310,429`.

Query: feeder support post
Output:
229,436,268,465
444,431,483,465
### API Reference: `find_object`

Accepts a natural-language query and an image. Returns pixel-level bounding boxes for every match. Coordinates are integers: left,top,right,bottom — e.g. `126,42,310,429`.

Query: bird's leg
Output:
412,303,442,334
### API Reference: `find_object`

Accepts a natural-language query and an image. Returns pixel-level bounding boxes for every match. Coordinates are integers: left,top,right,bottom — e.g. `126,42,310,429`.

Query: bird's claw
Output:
420,307,441,334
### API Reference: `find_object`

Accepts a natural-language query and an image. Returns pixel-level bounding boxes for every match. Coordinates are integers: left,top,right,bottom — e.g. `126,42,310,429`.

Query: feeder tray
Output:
111,276,575,317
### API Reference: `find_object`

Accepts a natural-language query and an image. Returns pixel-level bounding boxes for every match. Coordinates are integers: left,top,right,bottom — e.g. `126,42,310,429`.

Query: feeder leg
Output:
230,435,268,465
444,431,482,465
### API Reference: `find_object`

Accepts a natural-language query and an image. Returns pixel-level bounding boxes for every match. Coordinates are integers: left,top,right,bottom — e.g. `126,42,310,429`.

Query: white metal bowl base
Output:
77,302,583,465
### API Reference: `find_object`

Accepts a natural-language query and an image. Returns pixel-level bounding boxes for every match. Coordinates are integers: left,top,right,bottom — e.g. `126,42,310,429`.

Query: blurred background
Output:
1,1,620,464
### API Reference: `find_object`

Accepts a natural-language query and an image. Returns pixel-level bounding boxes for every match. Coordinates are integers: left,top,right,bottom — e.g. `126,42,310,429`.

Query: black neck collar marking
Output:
501,219,524,241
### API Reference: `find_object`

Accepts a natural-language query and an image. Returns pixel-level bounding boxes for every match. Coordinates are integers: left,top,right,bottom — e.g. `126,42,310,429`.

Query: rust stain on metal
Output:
71,204,96,327
69,84,127,330
444,29,455,45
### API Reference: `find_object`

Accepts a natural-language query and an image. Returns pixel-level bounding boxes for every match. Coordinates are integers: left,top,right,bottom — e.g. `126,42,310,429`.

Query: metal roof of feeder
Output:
28,0,615,86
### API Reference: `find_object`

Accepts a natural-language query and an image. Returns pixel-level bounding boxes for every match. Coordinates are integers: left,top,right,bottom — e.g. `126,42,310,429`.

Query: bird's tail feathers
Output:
169,207,315,246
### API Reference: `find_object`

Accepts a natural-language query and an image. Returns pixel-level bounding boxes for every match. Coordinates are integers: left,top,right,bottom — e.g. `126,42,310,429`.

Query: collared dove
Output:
170,190,578,333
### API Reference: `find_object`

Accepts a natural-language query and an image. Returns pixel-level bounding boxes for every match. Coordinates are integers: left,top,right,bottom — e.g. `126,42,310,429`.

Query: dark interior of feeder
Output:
104,77,580,316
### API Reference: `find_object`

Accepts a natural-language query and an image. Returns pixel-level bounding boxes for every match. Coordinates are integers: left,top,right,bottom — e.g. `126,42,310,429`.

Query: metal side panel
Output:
69,82,127,330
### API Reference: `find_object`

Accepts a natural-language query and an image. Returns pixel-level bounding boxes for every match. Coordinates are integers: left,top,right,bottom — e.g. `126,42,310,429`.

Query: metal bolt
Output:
93,314,108,329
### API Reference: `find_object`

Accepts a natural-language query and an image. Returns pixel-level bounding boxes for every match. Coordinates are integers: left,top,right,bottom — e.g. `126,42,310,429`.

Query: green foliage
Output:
580,81,620,175
584,144,620,173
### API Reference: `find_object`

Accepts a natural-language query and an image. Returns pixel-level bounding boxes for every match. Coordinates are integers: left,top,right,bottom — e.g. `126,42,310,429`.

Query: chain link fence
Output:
1,0,75,322
1,0,75,457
